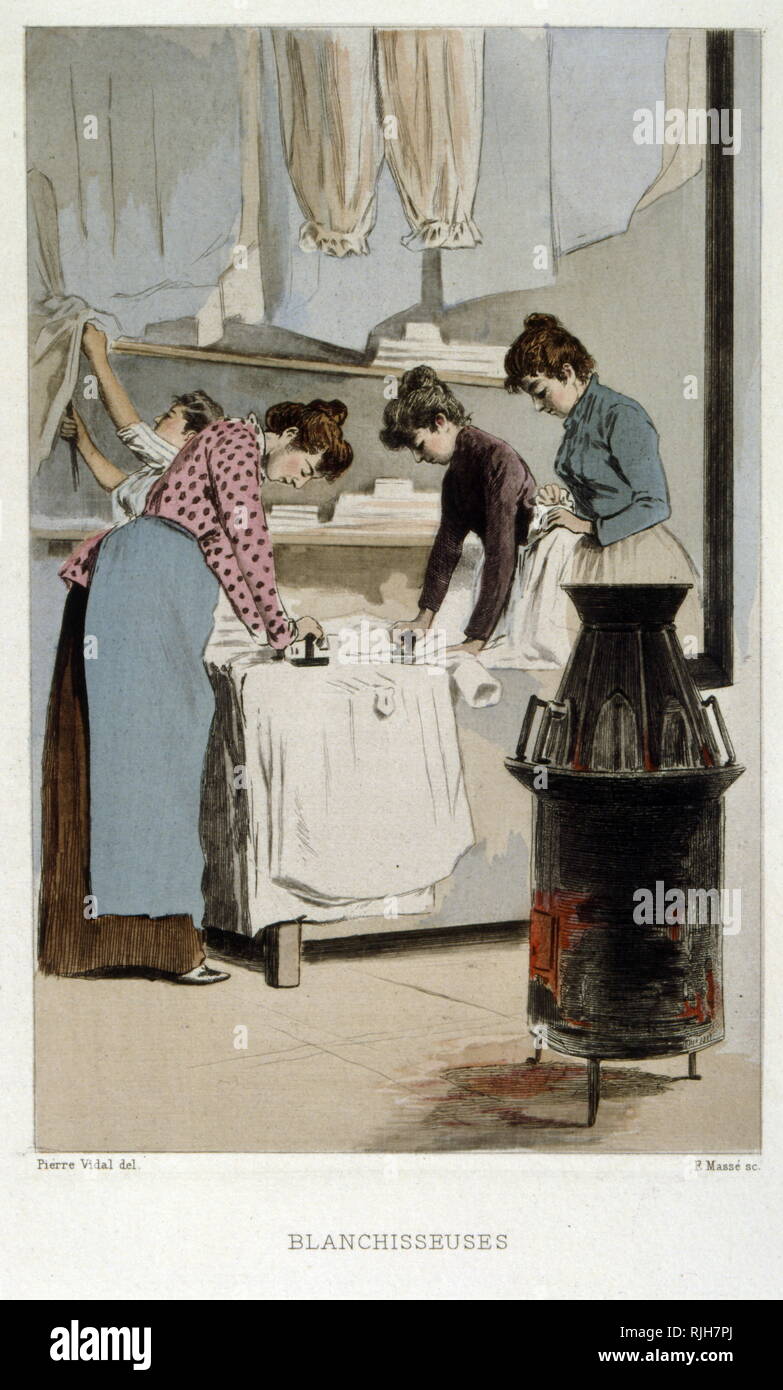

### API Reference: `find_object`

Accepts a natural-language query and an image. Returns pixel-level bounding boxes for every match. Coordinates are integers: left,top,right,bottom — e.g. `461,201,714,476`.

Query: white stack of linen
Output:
202,614,493,937
268,503,321,531
329,478,441,530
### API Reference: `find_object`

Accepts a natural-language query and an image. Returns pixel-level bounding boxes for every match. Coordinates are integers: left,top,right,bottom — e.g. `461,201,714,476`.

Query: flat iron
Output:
287,633,330,667
391,630,418,664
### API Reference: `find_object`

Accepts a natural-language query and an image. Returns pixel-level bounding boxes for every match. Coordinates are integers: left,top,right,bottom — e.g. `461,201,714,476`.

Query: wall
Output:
32,164,705,578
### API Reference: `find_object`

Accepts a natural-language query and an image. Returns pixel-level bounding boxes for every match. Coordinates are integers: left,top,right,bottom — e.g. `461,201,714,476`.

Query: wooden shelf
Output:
32,523,108,543
270,527,435,547
33,524,437,548
111,337,506,390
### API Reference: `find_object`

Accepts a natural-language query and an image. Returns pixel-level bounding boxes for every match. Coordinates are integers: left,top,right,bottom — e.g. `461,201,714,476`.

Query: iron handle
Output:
517,696,550,763
701,695,736,766
517,698,569,764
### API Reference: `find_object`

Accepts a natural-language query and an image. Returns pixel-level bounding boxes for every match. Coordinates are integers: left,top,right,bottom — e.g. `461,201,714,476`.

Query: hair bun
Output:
523,312,560,331
308,398,347,427
399,364,440,397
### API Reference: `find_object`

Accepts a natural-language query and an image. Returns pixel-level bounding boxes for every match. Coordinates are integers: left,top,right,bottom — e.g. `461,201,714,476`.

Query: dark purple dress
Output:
419,424,537,642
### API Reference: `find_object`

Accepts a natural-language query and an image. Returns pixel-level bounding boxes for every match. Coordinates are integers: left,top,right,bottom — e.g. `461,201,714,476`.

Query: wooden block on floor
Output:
265,921,303,988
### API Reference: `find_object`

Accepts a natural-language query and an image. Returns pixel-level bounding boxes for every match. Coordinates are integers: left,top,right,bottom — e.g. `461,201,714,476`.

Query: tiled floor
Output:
36,939,761,1154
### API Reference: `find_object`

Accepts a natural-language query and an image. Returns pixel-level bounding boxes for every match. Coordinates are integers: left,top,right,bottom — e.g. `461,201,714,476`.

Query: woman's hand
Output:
391,609,434,640
82,323,109,361
447,639,485,658
295,615,325,645
60,406,88,446
543,508,593,535
58,405,127,491
536,483,566,506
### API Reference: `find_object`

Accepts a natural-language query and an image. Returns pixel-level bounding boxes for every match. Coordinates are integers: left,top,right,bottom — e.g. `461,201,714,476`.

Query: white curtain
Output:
25,28,244,341
549,28,670,256
440,27,554,306
633,29,708,216
272,28,385,258
376,28,484,250
28,169,119,473
196,29,268,345
27,25,698,370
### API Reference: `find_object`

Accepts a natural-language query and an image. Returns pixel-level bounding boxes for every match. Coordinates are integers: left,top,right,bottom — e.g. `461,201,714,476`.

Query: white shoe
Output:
176,964,230,985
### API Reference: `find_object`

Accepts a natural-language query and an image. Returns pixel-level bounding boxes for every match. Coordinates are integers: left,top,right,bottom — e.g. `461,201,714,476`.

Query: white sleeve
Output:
111,423,179,522
116,421,179,467
111,464,164,522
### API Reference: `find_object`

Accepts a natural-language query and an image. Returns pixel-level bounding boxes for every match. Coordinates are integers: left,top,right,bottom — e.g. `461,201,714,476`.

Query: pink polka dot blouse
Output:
59,418,296,649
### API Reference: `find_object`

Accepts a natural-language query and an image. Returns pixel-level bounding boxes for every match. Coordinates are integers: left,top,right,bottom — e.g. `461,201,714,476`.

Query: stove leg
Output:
527,1040,543,1065
687,1051,702,1081
587,1058,601,1127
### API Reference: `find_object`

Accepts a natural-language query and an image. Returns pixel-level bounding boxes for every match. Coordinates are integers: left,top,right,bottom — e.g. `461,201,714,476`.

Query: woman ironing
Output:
39,399,353,984
381,365,537,655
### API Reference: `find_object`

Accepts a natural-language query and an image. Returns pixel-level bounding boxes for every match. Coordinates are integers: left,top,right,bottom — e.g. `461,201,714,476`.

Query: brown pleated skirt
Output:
37,584,205,977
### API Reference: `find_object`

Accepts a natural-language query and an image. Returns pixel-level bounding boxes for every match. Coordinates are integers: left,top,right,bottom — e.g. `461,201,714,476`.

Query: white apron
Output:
435,502,581,670
434,504,703,670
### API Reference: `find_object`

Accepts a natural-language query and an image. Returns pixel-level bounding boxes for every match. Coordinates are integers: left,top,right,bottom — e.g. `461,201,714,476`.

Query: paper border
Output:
2,0,779,1302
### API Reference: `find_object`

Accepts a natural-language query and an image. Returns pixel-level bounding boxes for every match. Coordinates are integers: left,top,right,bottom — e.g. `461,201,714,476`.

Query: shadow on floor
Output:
369,1059,680,1151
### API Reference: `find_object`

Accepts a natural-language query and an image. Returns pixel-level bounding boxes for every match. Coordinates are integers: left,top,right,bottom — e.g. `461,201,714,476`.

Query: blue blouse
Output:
554,375,671,546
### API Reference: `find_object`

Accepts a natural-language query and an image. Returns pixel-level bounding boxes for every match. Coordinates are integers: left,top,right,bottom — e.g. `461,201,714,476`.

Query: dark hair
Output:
379,365,470,451
504,313,596,393
264,399,353,482
172,390,225,433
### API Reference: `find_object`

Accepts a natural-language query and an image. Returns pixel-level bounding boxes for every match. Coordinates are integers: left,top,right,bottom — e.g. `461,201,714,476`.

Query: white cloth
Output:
443,653,502,708
273,28,384,257
206,652,476,932
27,30,245,340
206,599,504,707
376,29,484,250
203,614,480,934
481,507,582,669
432,501,581,670
28,169,118,473
111,423,179,522
118,420,180,468
633,30,707,217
